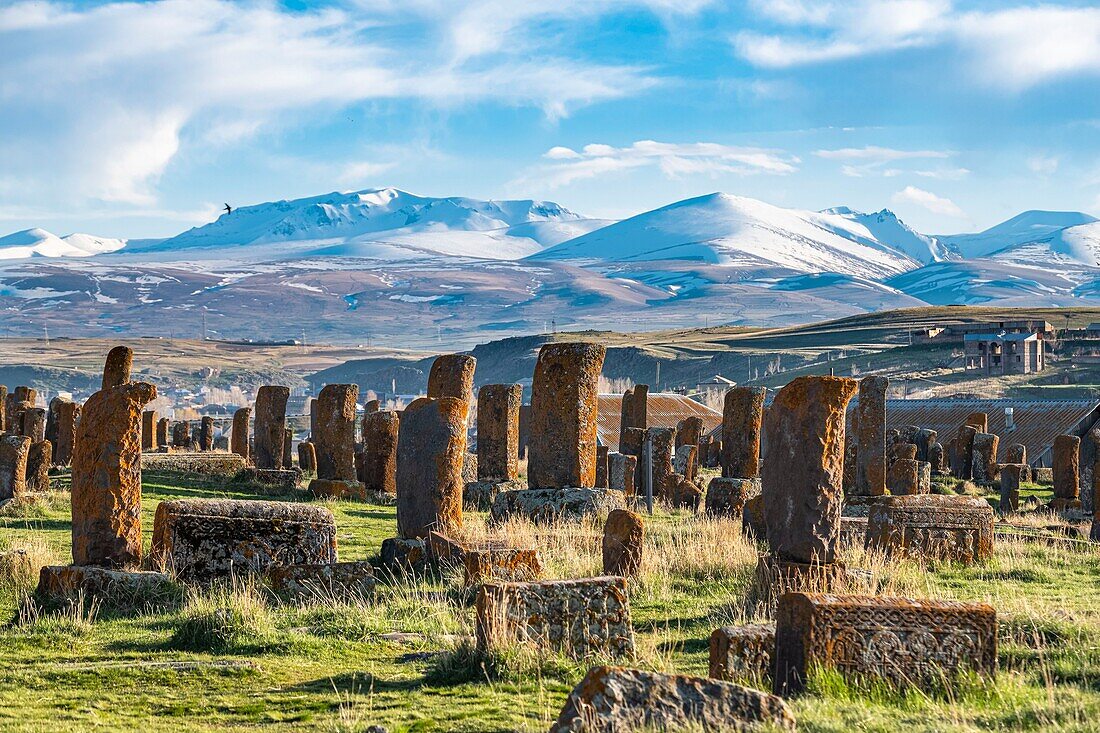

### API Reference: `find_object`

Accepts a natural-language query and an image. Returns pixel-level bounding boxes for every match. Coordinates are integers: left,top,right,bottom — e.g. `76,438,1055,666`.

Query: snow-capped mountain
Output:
940,210,1098,259
821,207,950,264
123,188,604,261
0,228,125,260
531,193,923,279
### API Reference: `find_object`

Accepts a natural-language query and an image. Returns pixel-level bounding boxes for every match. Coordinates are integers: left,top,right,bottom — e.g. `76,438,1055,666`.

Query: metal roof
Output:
596,393,722,451
886,398,1100,466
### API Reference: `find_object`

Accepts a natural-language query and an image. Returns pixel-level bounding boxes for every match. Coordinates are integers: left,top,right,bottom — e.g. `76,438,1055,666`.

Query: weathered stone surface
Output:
231,407,251,461
461,451,478,484
396,396,467,539
644,427,675,498
254,385,289,470
1005,443,1026,464
528,342,605,489
594,445,609,488
518,403,531,459
966,412,989,433
102,345,133,389
891,442,918,462
888,458,921,495
379,536,427,571
550,665,795,733
855,375,888,497
363,410,399,494
312,383,358,484
705,477,761,519
866,494,994,563
751,554,849,604
151,498,337,581
675,416,704,450
71,381,156,568
491,487,625,524
0,434,30,500
619,426,643,457
427,353,476,400
364,399,380,414
0,386,8,432
424,533,545,586
762,376,858,565
951,425,978,480
213,435,229,451
172,421,190,448
840,516,868,545
25,440,51,493
743,494,767,540
971,432,1000,484
476,576,634,658
722,386,766,479
928,442,946,474
607,452,636,496
477,383,521,481
1000,464,1025,513
282,428,293,469
618,385,648,448
22,407,46,443
665,475,702,511
1053,434,1081,507
463,478,523,511
710,624,776,682
602,509,644,577
774,592,997,695
54,399,80,467
141,452,247,476
35,565,174,611
917,461,932,494
198,416,214,451
141,410,158,451
268,561,376,601
298,441,317,473
156,417,170,448
674,444,697,482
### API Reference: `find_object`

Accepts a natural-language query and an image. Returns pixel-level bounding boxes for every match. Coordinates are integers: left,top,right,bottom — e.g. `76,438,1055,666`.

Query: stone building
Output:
963,331,1044,375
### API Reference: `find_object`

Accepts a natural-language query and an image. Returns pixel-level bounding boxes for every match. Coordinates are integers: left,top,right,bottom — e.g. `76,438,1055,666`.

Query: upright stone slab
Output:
676,416,704,450
951,425,977,480
527,342,606,489
594,445,609,488
311,383,358,483
0,386,7,432
477,383,521,482
608,452,636,496
226,407,249,461
71,381,157,568
141,410,158,451
705,477,760,519
1000,464,1024,513
722,387,766,479
282,428,293,469
550,666,795,733
763,376,858,565
45,397,63,450
427,354,476,400
172,421,190,448
254,385,289,469
854,375,888,497
971,432,999,484
199,416,214,451
298,441,317,473
0,434,30,500
644,427,675,499
396,397,467,538
603,509,644,577
928,442,946,474
55,399,80,466
1053,434,1081,509
619,427,643,457
966,412,988,433
102,346,132,389
363,410,399,495
156,417,169,450
674,444,697,482
774,592,997,695
710,624,776,682
888,458,921,495
22,407,45,443
476,576,634,658
865,494,994,563
618,385,648,448
25,441,51,493
1005,443,1026,464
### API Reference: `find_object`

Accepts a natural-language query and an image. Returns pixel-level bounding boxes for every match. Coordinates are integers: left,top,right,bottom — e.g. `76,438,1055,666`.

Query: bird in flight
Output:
223,203,232,215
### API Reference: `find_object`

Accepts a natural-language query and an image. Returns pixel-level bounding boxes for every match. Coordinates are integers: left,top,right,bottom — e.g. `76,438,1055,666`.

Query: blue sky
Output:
1,0,1099,238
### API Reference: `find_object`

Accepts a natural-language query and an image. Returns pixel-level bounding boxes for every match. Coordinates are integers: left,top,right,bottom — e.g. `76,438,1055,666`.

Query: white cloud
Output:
1027,155,1060,176
337,161,399,186
515,140,799,189
733,1,1100,91
892,185,964,217
815,146,951,162
0,0,668,207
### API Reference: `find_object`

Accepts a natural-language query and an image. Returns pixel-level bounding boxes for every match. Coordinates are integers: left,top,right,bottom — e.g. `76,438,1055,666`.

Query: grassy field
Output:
3,470,1100,732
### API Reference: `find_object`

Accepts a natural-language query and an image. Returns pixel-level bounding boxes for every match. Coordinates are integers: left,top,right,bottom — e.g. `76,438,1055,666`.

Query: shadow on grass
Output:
286,670,426,694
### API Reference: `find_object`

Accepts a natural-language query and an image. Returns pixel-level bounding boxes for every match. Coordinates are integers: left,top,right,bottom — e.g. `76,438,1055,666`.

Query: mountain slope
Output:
940,210,1098,259
0,229,125,260
821,207,950,263
530,193,923,278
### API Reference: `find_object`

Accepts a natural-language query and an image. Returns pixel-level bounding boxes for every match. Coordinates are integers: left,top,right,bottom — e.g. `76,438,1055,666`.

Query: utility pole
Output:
655,361,661,392
202,308,208,341
644,437,654,515
43,325,49,347
747,354,751,381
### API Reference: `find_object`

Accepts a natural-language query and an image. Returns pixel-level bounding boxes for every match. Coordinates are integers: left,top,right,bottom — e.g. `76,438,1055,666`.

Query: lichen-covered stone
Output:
722,387,766,479
491,487,624,524
594,445,609,488
762,376,858,565
644,427,675,497
618,385,648,449
674,444,697,483
528,342,606,489
665,474,702,511
607,452,636,496
309,478,364,500
1005,443,1026,464
971,432,999,484
463,479,524,511
232,467,302,492
23,407,46,443
396,396,467,539
141,410,158,451
231,407,251,461
476,576,634,658
199,416,215,451
35,565,175,612
254,385,289,470
72,381,156,568
102,345,133,389
298,440,317,472
362,410,400,492
888,458,921,495
550,665,795,733
1053,434,1081,507
25,440,51,493
743,494,767,541
710,624,776,682
141,452,247,476
268,561,376,601
151,498,337,582
427,353,476,400
0,434,30,500
156,417,170,450
603,509,644,577
172,421,190,448
855,376,888,497
951,425,977,480
313,383,358,482
1000,463,1025,513
54,399,80,467
477,383,521,482
705,477,761,519
379,536,427,572
865,494,994,563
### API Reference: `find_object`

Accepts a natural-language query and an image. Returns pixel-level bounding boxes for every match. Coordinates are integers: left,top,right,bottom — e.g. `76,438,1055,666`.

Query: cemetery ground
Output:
3,468,1100,732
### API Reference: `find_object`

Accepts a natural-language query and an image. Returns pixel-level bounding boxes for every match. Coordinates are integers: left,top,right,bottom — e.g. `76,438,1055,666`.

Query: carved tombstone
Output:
971,432,999,484
865,494,994,563
722,386,765,479
253,385,289,470
0,434,30,500
363,410,400,495
477,383,521,482
396,397,467,538
602,509,644,577
427,354,476,401
231,407,251,461
54,399,81,466
312,384,359,482
1052,434,1081,509
854,375,888,497
607,452,637,496
141,410,158,451
102,346,133,390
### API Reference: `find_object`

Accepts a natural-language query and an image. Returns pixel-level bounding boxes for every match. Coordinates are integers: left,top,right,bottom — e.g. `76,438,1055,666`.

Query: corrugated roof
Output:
886,398,1100,466
597,393,721,451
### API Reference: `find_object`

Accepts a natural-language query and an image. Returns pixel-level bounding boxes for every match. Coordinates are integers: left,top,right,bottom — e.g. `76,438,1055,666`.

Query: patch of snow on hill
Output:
0,229,125,260
941,210,1098,259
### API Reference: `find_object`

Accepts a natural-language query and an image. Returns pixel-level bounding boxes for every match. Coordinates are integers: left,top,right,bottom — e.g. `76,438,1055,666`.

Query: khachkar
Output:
142,410,158,451
1052,434,1082,510
758,376,857,598
231,407,251,461
618,384,648,449
852,375,888,500
102,345,133,389
253,385,290,469
156,417,170,451
199,416,215,451
477,383,521,482
363,411,399,494
427,354,476,401
774,592,997,695
865,494,994,563
54,399,81,466
309,384,364,499
721,386,765,479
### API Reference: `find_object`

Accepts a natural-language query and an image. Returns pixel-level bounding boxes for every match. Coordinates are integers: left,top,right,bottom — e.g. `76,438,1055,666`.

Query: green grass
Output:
4,473,1100,731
